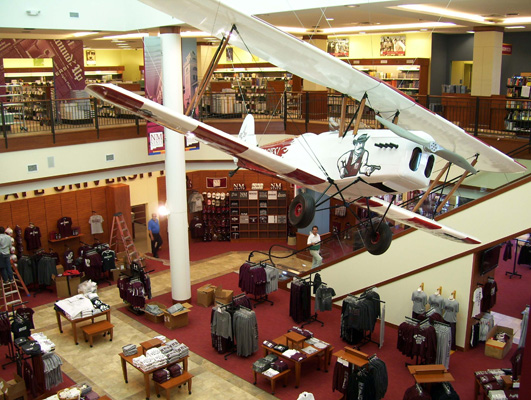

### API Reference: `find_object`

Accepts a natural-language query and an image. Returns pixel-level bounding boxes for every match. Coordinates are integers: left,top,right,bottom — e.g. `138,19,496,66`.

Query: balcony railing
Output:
1,91,529,149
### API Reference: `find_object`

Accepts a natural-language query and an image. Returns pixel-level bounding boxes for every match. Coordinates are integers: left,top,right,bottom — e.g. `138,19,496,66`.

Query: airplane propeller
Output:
375,116,477,174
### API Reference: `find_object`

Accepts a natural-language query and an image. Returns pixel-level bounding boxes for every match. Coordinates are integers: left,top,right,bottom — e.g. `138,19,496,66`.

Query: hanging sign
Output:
502,43,512,55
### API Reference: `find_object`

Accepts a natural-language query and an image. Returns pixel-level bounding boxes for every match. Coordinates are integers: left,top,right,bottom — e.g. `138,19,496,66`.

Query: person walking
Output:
307,225,322,269
148,213,163,258
0,227,14,283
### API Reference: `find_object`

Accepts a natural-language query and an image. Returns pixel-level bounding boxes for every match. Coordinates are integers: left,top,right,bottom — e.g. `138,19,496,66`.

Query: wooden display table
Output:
253,368,291,395
119,346,189,400
154,371,193,399
333,347,369,368
81,321,114,347
285,331,306,350
55,308,111,345
140,338,163,354
262,334,330,388
408,364,454,384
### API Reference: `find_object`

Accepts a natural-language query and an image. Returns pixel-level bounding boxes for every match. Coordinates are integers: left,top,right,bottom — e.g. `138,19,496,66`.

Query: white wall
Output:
321,180,531,348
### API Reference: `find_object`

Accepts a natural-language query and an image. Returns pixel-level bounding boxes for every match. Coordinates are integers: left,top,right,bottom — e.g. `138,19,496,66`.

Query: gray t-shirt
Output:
428,294,444,315
443,299,459,323
411,290,427,313
0,233,11,255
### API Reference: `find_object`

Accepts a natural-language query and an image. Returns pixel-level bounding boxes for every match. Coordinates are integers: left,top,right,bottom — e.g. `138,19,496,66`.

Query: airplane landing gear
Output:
363,219,392,255
288,193,315,228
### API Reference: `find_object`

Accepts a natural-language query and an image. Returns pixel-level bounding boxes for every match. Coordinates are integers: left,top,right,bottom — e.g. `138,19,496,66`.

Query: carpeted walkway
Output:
119,271,520,400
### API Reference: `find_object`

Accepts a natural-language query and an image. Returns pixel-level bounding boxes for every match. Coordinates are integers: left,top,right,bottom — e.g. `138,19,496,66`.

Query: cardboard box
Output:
197,284,216,307
56,264,64,276
0,373,26,400
163,302,192,329
70,276,81,295
116,251,129,266
215,285,234,304
144,301,167,324
485,325,514,359
55,276,70,298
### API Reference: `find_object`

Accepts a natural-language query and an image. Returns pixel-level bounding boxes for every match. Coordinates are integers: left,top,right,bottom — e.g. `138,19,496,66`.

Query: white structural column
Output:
471,28,504,96
160,26,191,302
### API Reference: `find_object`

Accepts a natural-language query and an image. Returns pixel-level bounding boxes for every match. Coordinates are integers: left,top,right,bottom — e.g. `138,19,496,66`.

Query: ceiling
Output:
0,0,530,50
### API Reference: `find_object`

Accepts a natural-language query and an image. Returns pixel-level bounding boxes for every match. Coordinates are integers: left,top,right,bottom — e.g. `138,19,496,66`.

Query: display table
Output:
119,346,189,400
154,371,194,399
140,338,163,354
253,368,291,395
262,334,329,388
284,331,306,350
408,364,454,384
55,308,111,345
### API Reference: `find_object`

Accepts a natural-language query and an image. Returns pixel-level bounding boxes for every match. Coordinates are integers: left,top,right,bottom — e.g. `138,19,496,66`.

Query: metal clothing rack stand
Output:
295,274,325,328
506,239,530,279
248,262,274,308
347,289,385,349
121,264,155,316
215,300,253,360
2,301,29,369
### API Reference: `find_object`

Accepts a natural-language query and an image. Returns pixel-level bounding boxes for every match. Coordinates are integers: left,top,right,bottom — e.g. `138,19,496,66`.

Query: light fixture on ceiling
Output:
505,25,526,29
466,31,475,34
100,33,149,40
503,17,531,24
326,18,335,21
322,21,456,34
346,4,360,8
395,4,489,24
72,32,98,38
26,10,40,16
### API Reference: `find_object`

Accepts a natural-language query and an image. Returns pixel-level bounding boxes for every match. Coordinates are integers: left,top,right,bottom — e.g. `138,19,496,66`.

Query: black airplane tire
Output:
288,193,315,228
363,220,392,255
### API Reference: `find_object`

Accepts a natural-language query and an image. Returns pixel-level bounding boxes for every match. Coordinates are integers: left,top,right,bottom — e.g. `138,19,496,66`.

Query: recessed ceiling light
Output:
466,30,475,33
395,4,488,23
72,31,98,37
346,5,360,8
326,18,334,21
505,25,526,29
420,28,428,31
359,31,366,34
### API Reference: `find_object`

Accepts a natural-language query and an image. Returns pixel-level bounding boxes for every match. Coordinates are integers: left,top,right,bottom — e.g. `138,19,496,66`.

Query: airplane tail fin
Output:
233,114,256,166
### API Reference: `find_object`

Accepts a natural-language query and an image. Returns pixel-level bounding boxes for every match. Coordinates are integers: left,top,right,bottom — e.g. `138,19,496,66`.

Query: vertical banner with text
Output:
182,38,200,151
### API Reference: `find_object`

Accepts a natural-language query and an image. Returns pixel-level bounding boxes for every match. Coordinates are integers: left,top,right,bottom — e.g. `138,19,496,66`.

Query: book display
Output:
505,74,531,134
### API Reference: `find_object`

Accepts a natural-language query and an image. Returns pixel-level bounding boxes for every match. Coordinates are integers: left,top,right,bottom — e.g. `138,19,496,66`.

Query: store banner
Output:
327,39,349,57
182,38,200,151
380,35,406,56
206,177,227,188
502,43,512,55
0,39,85,99
144,36,165,155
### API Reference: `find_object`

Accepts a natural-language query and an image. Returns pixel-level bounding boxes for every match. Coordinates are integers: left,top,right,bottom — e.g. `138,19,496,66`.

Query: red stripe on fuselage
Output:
193,125,248,155
88,84,144,112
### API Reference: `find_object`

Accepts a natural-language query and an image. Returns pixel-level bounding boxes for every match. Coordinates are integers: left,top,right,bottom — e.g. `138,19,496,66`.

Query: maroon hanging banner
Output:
0,39,85,99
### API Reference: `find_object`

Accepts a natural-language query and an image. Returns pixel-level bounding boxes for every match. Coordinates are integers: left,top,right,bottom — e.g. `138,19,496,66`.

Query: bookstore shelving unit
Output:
505,74,531,134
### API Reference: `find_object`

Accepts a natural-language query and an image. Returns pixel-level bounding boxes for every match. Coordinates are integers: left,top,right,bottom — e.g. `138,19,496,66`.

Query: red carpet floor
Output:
492,240,531,319
119,272,520,400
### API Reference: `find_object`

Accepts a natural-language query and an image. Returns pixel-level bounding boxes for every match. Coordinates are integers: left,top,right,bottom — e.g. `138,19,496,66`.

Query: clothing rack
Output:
346,291,386,349
300,274,324,328
239,261,276,307
118,263,153,315
30,250,55,297
250,262,274,307
215,300,253,360
506,238,529,279
1,301,30,369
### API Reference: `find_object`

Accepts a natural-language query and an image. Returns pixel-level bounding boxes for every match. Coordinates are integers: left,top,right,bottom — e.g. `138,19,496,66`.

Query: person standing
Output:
0,227,14,283
307,225,322,269
148,213,163,258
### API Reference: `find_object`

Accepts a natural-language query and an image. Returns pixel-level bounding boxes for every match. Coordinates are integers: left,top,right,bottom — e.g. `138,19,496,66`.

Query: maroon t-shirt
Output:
57,217,73,237
24,226,41,250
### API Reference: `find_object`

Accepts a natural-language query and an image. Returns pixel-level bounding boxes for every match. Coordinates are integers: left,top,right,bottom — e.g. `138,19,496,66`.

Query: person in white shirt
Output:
307,225,322,269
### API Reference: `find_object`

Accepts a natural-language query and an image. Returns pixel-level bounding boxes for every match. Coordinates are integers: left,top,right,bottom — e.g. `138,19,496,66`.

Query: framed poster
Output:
380,36,406,56
327,38,349,57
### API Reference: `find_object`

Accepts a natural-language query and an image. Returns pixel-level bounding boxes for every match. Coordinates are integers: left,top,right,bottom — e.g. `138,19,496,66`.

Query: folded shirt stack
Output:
166,303,185,314
132,355,154,371
145,304,164,315
263,368,279,377
154,335,167,343
153,369,170,383
273,344,288,353
168,364,182,377
282,349,307,362
262,340,276,349
122,344,138,356
253,358,272,373
264,354,278,363
288,326,313,338
32,332,56,353
172,343,189,359
271,359,288,372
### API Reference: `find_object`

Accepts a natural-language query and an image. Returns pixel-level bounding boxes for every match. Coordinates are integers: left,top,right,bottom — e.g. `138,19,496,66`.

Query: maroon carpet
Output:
153,239,295,262
492,240,531,319
119,272,520,400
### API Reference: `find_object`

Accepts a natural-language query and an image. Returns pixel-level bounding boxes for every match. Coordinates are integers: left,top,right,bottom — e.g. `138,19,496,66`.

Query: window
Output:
425,155,435,177
409,147,422,171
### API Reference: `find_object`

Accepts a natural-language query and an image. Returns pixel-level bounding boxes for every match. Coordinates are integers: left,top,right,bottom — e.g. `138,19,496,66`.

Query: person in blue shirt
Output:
148,213,163,258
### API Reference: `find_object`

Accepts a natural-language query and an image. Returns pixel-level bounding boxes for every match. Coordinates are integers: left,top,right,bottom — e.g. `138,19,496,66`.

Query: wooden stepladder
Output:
109,212,143,268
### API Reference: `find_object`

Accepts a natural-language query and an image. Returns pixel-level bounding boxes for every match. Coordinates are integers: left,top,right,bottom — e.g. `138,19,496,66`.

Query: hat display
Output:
207,192,212,198
220,193,226,200
215,192,221,200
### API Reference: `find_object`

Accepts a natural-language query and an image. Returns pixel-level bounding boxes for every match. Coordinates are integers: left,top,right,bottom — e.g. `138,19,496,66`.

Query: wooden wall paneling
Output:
105,185,132,250
76,190,93,241
0,203,13,228
11,200,30,233
45,195,62,243
27,197,47,248
60,192,79,228
91,187,110,240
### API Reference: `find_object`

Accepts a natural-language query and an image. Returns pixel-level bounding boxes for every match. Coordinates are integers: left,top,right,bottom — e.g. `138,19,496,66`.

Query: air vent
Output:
27,164,38,173
47,156,55,168
106,154,115,162
69,12,79,18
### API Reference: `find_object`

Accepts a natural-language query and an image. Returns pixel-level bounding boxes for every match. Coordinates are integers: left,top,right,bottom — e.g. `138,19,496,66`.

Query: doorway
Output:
131,203,149,254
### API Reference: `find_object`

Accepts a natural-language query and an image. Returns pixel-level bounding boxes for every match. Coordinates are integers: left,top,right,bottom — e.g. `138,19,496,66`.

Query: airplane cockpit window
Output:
409,147,422,171
425,155,435,178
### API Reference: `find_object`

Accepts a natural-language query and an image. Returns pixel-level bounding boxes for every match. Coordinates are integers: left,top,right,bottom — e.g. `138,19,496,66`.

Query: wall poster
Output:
380,35,406,56
327,38,349,57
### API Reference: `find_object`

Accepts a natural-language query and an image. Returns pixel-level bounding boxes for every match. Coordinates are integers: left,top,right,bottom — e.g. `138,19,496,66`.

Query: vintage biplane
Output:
86,0,526,255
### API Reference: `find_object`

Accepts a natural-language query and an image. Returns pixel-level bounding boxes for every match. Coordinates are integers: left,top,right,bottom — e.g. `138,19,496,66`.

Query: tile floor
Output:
491,311,524,345
33,251,278,400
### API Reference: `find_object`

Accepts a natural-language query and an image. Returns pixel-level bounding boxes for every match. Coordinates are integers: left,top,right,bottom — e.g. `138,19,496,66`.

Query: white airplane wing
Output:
86,83,326,186
354,198,481,245
140,0,525,175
